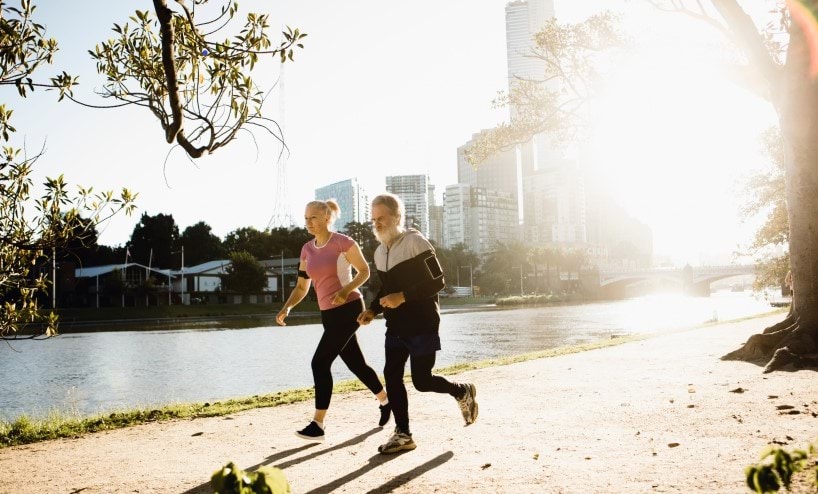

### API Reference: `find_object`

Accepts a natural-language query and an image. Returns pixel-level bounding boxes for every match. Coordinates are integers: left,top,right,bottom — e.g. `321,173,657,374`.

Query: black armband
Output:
423,254,443,280
297,270,310,279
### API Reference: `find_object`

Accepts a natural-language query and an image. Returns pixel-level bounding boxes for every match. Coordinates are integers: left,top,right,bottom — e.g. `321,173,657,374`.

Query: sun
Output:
586,25,776,265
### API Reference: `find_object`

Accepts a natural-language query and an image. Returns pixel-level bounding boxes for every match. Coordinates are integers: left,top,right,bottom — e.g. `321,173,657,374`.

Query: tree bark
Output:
722,4,818,371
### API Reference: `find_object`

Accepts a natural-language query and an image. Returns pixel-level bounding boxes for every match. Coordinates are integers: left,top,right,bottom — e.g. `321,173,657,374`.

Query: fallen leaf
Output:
668,443,680,448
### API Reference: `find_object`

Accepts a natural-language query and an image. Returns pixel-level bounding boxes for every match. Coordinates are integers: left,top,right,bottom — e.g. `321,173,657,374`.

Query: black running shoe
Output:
379,403,392,427
295,421,325,442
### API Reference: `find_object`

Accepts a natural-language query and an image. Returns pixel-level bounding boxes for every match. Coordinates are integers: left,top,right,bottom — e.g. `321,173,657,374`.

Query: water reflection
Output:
0,292,777,420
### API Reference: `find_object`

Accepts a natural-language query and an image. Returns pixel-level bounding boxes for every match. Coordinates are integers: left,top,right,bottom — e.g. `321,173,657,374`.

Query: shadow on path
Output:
176,441,321,494
305,450,454,494
366,451,454,493
177,427,383,494
274,427,382,470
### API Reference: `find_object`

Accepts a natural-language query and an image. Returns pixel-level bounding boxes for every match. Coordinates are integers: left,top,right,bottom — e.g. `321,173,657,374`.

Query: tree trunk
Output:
723,13,818,371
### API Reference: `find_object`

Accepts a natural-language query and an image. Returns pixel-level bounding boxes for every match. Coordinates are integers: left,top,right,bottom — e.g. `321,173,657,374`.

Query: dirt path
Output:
2,313,817,493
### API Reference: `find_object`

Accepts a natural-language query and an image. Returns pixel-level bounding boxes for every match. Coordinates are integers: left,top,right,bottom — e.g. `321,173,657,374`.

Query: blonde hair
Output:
307,199,341,226
371,193,404,226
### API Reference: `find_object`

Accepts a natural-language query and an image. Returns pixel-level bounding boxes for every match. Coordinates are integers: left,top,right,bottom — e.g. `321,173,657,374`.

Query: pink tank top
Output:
301,232,363,310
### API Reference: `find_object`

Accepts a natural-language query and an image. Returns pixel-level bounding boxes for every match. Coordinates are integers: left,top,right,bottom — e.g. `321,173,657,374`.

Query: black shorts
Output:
384,333,441,356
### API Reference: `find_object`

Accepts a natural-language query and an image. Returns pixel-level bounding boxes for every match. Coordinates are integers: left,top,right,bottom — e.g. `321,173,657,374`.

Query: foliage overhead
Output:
89,0,307,158
0,0,135,339
463,11,627,165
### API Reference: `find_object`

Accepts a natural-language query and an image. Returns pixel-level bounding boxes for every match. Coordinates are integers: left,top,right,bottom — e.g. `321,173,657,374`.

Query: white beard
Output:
374,225,401,245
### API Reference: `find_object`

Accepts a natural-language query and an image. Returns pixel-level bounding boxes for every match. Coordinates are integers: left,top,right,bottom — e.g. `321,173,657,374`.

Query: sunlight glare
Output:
587,26,777,265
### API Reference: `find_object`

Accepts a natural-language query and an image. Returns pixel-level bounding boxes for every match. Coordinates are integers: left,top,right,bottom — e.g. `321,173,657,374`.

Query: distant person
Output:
357,193,478,455
276,199,390,441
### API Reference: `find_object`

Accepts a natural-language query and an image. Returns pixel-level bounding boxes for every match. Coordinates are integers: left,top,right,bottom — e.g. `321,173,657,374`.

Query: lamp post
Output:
172,246,185,305
180,245,185,304
280,250,286,301
460,264,473,297
166,269,172,306
513,265,523,296
273,251,286,302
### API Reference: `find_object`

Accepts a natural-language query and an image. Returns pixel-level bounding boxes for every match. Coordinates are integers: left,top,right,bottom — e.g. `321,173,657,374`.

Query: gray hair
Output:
371,193,404,226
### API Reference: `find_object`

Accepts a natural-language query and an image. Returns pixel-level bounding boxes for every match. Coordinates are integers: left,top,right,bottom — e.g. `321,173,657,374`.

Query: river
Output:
0,291,780,421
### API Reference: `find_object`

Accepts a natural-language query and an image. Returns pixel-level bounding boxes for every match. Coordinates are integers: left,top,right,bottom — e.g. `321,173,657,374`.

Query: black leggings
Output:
384,345,460,432
313,299,383,410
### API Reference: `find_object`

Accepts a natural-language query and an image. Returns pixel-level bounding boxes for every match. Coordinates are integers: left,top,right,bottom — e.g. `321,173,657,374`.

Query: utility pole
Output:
281,250,286,301
52,249,56,309
181,245,185,305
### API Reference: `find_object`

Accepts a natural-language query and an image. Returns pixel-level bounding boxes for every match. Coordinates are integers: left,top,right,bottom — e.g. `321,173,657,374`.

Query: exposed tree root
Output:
721,312,818,372
762,312,796,334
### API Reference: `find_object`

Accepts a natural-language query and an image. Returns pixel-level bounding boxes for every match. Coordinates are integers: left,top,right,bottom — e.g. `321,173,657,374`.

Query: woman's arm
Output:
331,242,370,305
276,259,311,325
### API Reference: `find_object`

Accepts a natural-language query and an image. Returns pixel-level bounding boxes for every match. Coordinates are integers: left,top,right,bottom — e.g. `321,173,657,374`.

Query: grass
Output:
495,293,571,306
51,296,490,324
1,309,785,448
53,303,319,322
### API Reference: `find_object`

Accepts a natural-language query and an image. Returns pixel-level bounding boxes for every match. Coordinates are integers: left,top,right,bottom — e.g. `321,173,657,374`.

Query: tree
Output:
645,1,818,372
472,1,818,371
477,242,529,295
222,251,266,296
223,226,270,260
128,212,180,269
434,242,480,289
343,221,378,260
463,12,626,165
268,226,311,258
88,1,306,158
739,126,789,290
180,221,225,266
0,1,135,338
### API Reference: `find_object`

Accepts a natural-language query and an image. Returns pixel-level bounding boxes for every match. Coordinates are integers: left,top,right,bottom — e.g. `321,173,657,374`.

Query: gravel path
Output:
2,313,816,493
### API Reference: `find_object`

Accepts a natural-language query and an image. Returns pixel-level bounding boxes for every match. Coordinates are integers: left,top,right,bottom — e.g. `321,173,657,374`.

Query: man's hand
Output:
357,309,375,325
275,307,290,326
379,292,405,309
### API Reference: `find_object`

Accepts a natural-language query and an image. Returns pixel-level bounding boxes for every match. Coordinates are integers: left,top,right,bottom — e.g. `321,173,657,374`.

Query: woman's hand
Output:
331,289,350,305
275,307,290,326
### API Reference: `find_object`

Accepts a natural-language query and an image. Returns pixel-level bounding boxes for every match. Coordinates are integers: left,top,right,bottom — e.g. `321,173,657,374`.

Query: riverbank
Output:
2,312,815,493
39,298,499,332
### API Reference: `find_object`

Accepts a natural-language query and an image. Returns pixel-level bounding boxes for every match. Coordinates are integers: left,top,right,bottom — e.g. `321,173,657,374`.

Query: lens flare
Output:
788,0,818,77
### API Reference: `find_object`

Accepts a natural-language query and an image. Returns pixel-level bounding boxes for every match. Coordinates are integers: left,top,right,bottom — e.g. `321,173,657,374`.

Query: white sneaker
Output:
456,383,478,425
378,427,416,454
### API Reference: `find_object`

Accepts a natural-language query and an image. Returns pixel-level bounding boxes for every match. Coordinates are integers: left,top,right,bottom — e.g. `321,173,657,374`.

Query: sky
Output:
11,1,779,266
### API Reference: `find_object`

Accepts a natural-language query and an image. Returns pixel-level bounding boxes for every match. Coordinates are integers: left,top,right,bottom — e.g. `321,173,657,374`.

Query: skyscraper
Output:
458,132,519,200
386,174,430,237
505,0,586,246
444,184,518,254
505,0,554,85
314,178,369,230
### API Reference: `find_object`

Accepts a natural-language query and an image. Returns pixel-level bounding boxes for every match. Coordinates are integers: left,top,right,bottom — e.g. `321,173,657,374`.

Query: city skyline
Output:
9,1,778,266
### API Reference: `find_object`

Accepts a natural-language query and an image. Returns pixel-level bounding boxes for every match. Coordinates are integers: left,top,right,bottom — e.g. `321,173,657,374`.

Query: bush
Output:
212,462,290,494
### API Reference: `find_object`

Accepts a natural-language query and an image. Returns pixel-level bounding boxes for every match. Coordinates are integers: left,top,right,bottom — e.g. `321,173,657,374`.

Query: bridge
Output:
593,265,755,297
